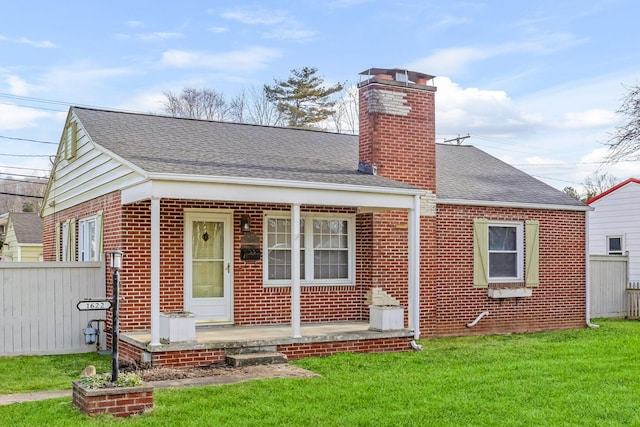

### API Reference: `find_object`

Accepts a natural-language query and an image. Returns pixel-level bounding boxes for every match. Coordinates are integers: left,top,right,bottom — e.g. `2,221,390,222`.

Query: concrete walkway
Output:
0,364,319,406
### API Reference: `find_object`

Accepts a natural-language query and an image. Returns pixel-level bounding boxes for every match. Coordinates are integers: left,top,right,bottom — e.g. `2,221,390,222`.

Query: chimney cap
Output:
359,68,435,85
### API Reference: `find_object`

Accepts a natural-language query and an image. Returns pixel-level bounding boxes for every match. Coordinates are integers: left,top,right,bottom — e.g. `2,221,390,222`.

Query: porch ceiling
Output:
121,322,413,353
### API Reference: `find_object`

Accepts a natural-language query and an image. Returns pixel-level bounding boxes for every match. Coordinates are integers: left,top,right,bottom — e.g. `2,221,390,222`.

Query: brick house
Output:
41,68,590,367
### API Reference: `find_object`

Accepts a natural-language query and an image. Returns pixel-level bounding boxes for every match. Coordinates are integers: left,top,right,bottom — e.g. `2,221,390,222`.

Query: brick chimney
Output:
358,68,437,193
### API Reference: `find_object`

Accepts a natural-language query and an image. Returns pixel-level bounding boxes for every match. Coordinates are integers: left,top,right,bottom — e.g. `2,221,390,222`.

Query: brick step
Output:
225,352,288,368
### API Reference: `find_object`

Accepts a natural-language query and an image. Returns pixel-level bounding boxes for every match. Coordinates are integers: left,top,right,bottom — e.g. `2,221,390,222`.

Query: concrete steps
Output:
225,351,288,368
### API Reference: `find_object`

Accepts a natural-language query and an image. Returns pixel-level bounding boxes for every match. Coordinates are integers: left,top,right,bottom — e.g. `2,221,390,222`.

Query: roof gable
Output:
586,178,640,204
8,212,43,244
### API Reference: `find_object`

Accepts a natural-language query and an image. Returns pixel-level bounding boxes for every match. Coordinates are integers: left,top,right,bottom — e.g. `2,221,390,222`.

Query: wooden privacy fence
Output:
0,262,106,356
589,255,628,318
627,282,640,319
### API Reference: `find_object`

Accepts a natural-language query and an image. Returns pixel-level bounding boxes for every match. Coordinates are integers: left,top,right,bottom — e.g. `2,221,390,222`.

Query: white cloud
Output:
262,26,316,41
219,8,314,41
435,77,542,136
138,32,185,42
161,47,281,72
552,109,618,130
37,62,139,97
0,36,56,48
208,26,229,34
434,15,470,28
0,104,50,131
16,37,56,48
125,21,144,28
406,33,585,77
220,9,286,25
3,75,33,96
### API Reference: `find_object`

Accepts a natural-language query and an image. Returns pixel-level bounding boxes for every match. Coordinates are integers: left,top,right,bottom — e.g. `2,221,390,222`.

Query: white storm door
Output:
184,212,232,323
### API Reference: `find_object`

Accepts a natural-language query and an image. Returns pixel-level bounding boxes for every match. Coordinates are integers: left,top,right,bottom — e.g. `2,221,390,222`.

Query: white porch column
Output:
408,195,421,339
291,203,302,338
150,197,161,346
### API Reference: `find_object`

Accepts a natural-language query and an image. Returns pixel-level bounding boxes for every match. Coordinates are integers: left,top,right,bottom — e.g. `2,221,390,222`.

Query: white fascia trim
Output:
437,198,593,212
121,176,423,209
145,173,423,196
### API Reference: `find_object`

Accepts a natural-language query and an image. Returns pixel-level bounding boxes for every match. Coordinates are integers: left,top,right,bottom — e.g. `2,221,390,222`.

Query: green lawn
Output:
2,319,640,426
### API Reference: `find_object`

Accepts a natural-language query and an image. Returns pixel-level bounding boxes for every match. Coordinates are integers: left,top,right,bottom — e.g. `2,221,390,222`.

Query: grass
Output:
2,319,640,426
0,352,112,394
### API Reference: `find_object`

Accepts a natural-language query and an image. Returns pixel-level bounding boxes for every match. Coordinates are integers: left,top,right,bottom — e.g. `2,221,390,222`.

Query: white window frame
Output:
488,221,524,283
61,221,69,261
263,211,355,286
607,235,624,255
78,215,98,261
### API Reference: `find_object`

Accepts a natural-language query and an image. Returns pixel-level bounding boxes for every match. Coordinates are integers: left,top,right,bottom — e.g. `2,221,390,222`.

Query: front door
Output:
184,211,232,323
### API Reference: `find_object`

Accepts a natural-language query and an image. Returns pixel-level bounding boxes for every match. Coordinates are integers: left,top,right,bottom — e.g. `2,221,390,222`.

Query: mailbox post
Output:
109,250,123,383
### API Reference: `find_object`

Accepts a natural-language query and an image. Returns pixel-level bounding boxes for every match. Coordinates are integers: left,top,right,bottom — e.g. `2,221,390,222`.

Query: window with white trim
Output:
78,216,97,261
488,222,523,282
607,235,624,255
264,213,354,285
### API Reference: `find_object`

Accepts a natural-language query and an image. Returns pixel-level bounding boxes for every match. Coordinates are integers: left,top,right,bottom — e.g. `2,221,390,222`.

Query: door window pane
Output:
192,221,224,298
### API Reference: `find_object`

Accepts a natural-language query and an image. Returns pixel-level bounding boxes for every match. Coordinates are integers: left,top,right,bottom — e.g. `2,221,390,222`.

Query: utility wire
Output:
0,164,50,172
0,191,43,199
0,135,58,145
0,153,52,158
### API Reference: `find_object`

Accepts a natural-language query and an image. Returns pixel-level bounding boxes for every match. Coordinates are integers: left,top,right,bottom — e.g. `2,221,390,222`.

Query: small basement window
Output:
607,235,624,255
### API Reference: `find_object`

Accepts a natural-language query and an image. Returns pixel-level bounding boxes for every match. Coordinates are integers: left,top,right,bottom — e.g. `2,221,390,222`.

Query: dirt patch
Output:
133,363,319,383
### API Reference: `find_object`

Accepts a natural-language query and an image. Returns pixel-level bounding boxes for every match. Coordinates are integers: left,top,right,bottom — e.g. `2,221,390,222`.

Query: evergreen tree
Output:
264,67,344,128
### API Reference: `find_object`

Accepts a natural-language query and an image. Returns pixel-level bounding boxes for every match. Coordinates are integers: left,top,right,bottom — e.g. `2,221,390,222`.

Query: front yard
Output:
2,319,640,426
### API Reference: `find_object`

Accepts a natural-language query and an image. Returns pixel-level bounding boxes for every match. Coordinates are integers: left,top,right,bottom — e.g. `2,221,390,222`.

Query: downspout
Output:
585,210,600,328
466,310,489,327
409,195,422,350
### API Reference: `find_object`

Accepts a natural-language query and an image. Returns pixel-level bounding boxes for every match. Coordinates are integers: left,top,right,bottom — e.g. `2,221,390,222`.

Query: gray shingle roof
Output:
436,144,586,207
72,107,585,208
9,212,43,244
73,107,415,191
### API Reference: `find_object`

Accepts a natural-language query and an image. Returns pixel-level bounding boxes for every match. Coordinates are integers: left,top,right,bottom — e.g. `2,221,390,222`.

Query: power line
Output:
0,191,43,199
0,135,58,145
0,164,50,172
0,177,47,185
0,101,67,113
0,153,52,158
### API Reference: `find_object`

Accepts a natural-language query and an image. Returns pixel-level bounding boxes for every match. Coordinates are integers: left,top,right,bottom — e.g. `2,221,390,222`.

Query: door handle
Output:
226,263,230,273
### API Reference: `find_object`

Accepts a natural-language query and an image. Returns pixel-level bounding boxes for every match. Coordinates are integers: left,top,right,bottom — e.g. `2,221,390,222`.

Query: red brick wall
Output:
120,336,412,368
116,199,371,331
358,81,436,192
433,204,587,336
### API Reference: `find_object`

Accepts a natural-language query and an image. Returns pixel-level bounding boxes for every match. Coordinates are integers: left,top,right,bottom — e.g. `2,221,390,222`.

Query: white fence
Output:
627,281,640,319
589,255,628,318
0,262,106,356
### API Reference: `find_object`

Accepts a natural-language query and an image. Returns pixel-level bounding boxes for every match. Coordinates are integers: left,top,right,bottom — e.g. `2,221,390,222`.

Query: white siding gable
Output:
589,180,640,282
42,110,145,217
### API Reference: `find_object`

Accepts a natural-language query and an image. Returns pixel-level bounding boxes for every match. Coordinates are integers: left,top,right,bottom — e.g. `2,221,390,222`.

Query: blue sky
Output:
1,0,638,193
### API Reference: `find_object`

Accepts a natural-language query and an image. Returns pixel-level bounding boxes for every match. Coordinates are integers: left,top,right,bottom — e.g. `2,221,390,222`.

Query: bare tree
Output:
330,84,359,134
583,171,618,201
245,86,284,126
163,87,230,121
607,83,640,162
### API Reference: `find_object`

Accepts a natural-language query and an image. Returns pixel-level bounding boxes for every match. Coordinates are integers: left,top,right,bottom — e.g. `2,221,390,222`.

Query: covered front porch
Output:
120,321,416,368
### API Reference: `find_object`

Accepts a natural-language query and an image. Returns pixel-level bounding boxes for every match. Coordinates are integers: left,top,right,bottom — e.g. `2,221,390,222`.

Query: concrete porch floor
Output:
121,321,414,353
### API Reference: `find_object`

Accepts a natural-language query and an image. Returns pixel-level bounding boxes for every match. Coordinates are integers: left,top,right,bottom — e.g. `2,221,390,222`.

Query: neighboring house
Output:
41,68,590,368
587,178,640,282
1,212,43,262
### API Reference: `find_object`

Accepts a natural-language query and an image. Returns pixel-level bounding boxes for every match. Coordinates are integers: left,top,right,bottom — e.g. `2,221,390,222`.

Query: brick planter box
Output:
72,381,154,417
